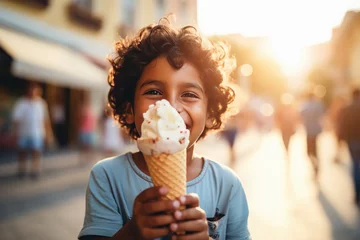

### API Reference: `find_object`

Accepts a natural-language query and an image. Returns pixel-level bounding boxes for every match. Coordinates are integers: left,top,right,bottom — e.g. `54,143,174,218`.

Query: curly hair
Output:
107,19,236,140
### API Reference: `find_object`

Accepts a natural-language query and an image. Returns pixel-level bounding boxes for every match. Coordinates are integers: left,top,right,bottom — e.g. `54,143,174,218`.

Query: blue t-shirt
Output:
78,152,251,240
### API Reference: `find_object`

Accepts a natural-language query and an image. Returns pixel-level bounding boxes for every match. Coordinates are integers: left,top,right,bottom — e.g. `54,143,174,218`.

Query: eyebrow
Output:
139,79,204,93
139,79,163,90
180,82,204,94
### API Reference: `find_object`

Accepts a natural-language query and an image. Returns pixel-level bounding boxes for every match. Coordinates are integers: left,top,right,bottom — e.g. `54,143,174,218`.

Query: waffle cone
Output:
144,149,187,200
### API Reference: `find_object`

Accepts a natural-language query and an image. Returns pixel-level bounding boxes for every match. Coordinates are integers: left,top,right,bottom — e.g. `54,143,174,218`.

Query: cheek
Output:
133,97,145,136
189,104,208,129
134,107,145,136
192,103,208,119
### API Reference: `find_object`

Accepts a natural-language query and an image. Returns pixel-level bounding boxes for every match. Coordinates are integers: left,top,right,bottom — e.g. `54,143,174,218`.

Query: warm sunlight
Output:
198,0,360,75
267,36,309,76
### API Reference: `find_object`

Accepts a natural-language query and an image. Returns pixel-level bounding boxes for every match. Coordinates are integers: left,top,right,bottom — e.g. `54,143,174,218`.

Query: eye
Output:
182,92,199,98
144,89,162,95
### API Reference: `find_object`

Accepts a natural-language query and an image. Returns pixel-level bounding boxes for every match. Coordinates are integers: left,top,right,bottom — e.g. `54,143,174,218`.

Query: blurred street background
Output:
1,0,360,239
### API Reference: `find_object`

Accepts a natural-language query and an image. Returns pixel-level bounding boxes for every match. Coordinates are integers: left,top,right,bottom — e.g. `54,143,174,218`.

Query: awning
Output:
0,28,108,90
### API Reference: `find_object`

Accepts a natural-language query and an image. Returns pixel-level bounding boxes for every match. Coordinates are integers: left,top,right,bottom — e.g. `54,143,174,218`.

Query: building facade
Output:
0,0,197,150
331,11,360,94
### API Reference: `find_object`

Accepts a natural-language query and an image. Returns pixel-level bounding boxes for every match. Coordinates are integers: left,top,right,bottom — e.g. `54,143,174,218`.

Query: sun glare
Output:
197,0,356,77
268,36,309,76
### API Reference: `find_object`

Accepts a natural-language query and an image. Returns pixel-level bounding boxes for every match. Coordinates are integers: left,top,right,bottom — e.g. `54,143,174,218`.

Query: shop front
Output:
0,28,107,151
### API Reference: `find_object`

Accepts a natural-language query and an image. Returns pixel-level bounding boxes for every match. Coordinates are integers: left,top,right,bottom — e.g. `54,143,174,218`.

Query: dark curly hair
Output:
107,19,236,140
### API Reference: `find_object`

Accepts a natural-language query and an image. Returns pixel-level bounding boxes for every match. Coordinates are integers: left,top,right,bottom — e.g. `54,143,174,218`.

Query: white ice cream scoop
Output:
137,99,190,155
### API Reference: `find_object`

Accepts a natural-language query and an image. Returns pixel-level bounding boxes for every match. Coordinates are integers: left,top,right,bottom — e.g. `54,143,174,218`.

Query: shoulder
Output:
91,152,132,178
14,98,26,107
342,103,354,113
36,98,48,108
206,159,244,191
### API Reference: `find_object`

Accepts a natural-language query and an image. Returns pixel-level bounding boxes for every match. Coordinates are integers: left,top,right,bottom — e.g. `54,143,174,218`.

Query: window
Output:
67,0,102,30
11,0,50,9
72,0,93,12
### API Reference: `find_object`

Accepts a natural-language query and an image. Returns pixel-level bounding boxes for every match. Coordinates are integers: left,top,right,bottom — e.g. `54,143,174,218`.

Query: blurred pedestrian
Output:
12,82,51,179
51,92,66,148
327,95,347,163
275,96,299,157
300,92,325,180
338,88,360,208
101,105,125,158
220,115,239,168
78,94,97,164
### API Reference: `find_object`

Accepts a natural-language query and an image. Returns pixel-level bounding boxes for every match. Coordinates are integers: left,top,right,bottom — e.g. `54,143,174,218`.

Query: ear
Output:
125,104,135,124
125,114,135,124
205,116,213,128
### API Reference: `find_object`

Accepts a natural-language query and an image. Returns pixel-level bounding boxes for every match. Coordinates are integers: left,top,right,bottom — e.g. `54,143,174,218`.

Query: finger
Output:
173,207,206,221
136,186,168,203
178,193,200,208
170,219,207,233
143,214,175,228
142,199,180,215
142,227,171,239
171,231,209,240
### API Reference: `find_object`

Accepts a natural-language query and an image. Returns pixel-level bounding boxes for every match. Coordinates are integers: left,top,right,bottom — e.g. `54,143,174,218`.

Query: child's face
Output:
133,56,209,148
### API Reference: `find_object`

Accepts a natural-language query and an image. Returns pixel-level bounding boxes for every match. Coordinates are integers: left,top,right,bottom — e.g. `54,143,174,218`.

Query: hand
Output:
170,193,209,240
129,186,180,240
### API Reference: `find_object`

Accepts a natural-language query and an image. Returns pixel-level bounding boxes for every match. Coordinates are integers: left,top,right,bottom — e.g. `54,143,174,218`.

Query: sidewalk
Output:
0,144,138,240
0,144,138,179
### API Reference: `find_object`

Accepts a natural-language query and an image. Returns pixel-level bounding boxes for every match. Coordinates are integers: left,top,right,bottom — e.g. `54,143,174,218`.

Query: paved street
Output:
0,127,359,240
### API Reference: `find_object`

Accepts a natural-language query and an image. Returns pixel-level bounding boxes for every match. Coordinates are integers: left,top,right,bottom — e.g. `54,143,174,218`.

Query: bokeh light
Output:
240,64,253,77
260,103,274,117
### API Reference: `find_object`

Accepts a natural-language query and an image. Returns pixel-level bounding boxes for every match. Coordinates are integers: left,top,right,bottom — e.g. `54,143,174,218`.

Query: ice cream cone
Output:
144,149,187,200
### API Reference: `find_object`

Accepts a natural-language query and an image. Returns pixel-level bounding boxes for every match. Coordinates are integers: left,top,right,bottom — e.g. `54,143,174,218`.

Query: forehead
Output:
138,57,202,87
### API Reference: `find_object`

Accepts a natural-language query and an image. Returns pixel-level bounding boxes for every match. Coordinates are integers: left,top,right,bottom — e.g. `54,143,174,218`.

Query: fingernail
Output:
159,187,168,195
174,210,182,219
173,200,180,208
179,196,186,203
170,223,178,231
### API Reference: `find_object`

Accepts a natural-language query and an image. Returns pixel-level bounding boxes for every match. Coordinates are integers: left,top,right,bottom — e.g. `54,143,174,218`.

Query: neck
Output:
185,145,204,180
186,145,195,165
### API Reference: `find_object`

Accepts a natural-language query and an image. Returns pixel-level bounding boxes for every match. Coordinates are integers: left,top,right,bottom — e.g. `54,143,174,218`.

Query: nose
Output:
167,97,183,113
166,97,189,127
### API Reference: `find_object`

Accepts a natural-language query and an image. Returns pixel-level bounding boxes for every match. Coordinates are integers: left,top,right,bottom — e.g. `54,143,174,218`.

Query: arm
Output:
11,100,22,138
80,165,178,240
226,181,251,240
81,222,135,240
79,164,125,239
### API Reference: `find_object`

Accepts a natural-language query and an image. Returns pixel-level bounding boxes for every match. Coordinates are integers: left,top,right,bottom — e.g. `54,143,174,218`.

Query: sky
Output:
197,0,360,78
197,0,360,46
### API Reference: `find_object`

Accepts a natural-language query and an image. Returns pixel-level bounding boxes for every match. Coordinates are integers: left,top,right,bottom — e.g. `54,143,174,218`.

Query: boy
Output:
79,19,251,240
